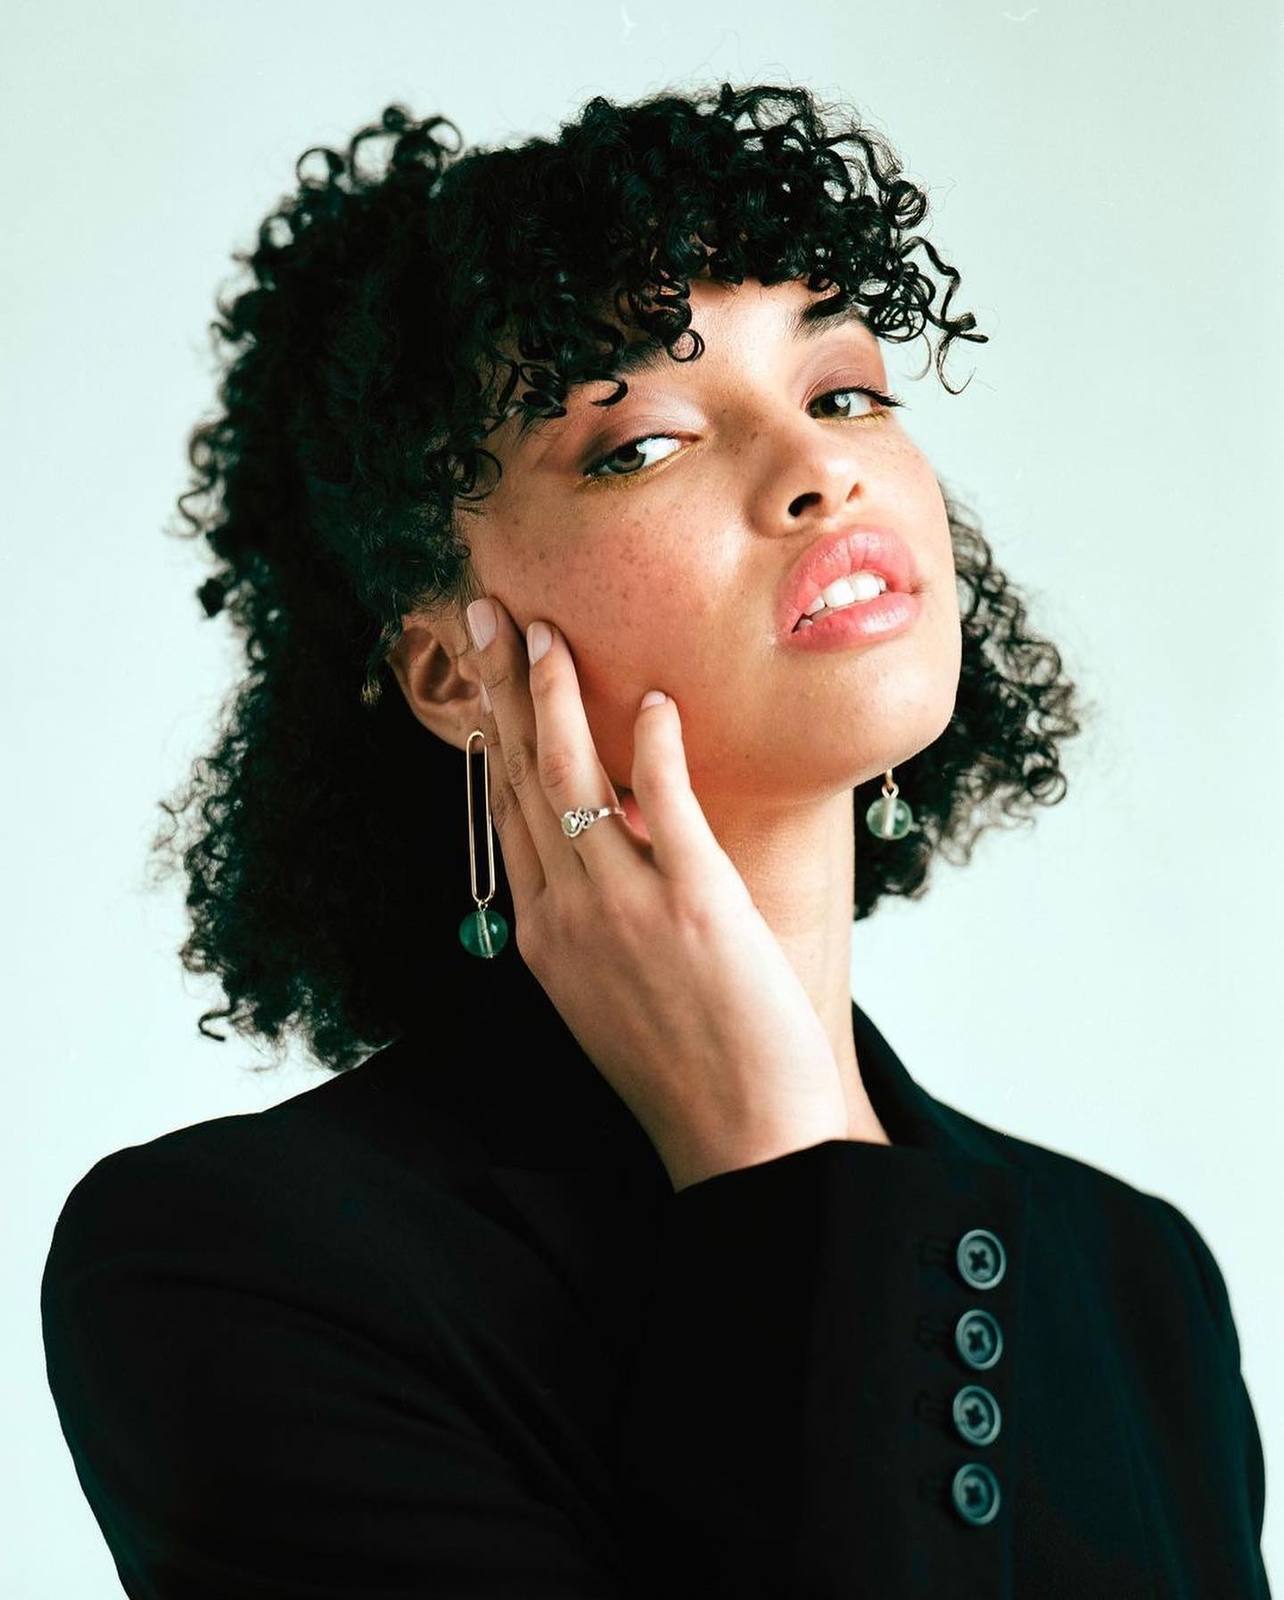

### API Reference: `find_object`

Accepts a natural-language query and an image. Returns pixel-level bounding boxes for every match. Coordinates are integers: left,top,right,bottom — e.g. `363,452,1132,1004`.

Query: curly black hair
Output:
150,81,1088,1075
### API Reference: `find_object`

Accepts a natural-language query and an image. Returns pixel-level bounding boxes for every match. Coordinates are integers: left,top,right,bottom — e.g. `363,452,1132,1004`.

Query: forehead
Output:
484,277,877,454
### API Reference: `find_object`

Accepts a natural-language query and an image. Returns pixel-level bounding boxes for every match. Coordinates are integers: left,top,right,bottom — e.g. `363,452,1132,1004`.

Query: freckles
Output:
599,536,663,617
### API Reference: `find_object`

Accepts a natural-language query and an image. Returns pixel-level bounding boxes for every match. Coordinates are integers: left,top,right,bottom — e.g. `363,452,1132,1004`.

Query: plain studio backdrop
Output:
3,2,1280,1593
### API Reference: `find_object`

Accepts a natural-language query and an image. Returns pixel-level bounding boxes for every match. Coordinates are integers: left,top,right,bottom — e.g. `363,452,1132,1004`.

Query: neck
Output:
695,784,891,1146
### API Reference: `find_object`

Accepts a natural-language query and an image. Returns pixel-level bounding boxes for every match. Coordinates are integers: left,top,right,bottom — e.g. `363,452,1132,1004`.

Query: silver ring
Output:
560,804,627,839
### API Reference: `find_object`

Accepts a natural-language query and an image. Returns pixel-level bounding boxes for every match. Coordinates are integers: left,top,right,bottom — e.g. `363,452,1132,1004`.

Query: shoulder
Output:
41,1039,482,1324
48,1048,368,1224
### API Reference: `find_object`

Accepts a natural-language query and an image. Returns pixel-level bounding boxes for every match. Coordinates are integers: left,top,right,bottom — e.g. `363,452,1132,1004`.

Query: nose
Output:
767,413,876,529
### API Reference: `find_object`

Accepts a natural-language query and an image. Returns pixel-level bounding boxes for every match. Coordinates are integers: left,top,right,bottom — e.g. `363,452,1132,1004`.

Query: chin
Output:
862,661,960,779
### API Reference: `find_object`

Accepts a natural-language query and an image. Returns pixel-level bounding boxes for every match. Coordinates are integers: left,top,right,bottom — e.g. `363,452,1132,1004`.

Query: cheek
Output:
558,553,701,780
573,582,688,705
558,518,696,661
480,499,693,687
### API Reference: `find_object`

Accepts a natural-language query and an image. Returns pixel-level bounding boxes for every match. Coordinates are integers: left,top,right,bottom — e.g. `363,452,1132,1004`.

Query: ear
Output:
384,607,486,753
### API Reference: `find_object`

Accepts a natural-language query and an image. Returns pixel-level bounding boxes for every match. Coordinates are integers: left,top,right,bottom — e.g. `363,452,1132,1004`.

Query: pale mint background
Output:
3,1,1280,1592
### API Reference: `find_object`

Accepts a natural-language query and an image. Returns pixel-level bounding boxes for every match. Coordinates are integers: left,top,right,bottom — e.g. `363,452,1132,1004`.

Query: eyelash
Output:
581,385,906,483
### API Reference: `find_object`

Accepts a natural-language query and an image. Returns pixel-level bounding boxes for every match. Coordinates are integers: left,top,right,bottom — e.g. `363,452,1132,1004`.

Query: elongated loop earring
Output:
458,729,511,958
865,768,915,840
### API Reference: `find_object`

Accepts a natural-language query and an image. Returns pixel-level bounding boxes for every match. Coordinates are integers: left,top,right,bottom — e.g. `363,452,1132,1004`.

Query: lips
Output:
776,525,922,639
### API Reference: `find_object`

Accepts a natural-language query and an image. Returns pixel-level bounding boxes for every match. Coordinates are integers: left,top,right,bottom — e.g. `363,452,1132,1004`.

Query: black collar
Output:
377,936,1010,1183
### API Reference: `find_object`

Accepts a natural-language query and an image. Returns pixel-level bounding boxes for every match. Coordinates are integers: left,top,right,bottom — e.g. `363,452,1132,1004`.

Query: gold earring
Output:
458,730,510,957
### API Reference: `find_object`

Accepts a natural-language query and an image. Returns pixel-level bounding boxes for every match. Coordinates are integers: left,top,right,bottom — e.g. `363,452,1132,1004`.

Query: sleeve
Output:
611,1138,1033,1597
40,1149,629,1600
1148,1193,1271,1595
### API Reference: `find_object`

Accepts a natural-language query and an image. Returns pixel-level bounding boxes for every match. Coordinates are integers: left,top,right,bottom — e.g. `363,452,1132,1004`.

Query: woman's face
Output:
454,274,961,817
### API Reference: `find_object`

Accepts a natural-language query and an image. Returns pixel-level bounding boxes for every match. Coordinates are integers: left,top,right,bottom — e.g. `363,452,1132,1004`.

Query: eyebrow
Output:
512,296,874,445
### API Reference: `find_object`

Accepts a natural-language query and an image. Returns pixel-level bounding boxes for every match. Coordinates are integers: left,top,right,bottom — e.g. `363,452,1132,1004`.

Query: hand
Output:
466,597,851,1192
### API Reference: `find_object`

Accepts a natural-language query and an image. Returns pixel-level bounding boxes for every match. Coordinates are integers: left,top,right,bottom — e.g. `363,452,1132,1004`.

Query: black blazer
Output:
41,944,1271,1598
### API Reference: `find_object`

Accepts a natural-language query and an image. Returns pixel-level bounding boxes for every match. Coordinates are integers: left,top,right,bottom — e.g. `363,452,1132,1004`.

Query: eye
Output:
581,385,906,483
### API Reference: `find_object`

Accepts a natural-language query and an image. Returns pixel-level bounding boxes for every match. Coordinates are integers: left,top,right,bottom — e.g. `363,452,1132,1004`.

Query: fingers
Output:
468,592,721,897
469,597,633,895
523,619,648,881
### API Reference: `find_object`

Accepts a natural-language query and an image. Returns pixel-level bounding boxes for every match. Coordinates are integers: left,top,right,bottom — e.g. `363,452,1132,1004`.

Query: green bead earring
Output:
865,768,914,840
458,728,510,958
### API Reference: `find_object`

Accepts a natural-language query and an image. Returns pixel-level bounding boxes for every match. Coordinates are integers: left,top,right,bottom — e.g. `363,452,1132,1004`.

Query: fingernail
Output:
640,689,667,710
466,598,496,650
480,682,492,714
526,620,552,664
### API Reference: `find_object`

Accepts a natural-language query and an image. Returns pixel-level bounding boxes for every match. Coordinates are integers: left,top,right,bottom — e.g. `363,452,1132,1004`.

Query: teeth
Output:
799,570,888,625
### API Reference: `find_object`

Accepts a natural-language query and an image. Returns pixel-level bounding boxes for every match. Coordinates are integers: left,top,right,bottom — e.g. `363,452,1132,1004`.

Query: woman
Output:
40,83,1269,1596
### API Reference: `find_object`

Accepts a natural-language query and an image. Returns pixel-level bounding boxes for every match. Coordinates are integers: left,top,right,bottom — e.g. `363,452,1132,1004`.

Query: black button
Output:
955,1307,1003,1371
957,1228,1006,1290
952,1383,1001,1446
952,1461,1001,1525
